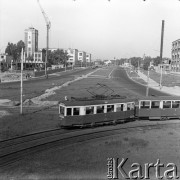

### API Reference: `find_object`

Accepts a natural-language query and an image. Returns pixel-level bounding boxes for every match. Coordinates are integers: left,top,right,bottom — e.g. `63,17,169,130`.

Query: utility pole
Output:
146,67,150,96
159,20,164,89
37,0,51,79
20,48,24,114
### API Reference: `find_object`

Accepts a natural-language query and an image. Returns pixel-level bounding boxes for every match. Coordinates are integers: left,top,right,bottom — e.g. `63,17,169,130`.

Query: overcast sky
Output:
1,0,180,59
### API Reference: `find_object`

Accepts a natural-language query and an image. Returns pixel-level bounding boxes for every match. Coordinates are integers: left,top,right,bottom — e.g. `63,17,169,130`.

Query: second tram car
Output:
59,96,135,128
137,96,180,120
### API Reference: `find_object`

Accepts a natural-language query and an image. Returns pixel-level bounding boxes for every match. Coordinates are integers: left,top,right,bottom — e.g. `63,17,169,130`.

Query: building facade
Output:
66,48,78,65
171,39,180,72
86,53,91,63
78,51,86,63
24,27,38,57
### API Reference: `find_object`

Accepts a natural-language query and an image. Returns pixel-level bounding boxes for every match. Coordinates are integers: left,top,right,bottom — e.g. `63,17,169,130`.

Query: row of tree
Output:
116,56,168,70
4,41,69,68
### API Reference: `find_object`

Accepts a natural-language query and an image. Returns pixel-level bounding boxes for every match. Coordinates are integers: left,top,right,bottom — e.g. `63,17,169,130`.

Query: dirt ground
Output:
1,121,180,180
0,67,140,140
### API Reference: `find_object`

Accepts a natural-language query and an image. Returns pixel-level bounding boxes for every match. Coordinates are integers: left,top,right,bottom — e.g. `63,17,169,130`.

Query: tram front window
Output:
67,108,72,116
107,105,114,113
85,106,94,115
73,108,80,115
60,106,65,116
97,105,104,114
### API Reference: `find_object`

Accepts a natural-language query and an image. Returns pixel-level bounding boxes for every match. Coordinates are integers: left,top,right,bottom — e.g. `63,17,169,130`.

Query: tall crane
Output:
37,0,51,78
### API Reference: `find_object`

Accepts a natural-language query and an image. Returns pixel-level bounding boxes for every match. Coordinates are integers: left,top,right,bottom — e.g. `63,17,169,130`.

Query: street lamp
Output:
146,66,150,96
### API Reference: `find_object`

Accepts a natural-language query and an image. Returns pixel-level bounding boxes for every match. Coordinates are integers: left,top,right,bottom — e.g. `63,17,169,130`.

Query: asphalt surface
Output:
112,67,170,97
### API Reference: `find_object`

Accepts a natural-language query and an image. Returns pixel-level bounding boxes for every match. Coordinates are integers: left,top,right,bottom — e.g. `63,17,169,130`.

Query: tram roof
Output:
60,98,136,107
139,96,180,101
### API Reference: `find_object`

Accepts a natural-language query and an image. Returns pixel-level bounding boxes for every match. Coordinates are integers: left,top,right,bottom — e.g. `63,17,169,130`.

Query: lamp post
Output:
159,20,164,89
146,66,150,96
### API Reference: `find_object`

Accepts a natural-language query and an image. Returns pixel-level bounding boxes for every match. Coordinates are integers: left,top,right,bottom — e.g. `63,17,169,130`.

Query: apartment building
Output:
86,53,91,63
66,48,78,65
171,39,180,72
78,51,86,63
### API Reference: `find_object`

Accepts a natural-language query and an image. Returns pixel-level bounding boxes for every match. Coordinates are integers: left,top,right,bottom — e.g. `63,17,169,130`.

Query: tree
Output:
16,40,25,60
5,40,25,69
129,57,142,68
153,56,161,66
48,49,69,66
143,56,152,70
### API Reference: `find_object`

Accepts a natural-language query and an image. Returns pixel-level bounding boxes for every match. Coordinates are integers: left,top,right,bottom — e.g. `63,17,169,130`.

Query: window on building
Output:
73,107,80,115
151,101,160,108
163,101,171,108
79,53,82,56
140,101,150,109
107,105,114,113
85,106,94,115
96,105,104,114
28,41,31,44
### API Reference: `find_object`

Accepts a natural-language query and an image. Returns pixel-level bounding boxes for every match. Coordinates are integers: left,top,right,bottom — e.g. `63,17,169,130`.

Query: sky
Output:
0,0,180,60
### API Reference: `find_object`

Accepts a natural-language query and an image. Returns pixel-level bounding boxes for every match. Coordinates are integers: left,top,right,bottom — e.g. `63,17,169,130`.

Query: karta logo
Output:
107,158,179,179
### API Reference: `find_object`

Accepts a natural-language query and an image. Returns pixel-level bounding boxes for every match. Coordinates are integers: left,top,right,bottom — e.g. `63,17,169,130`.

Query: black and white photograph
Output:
1,0,180,179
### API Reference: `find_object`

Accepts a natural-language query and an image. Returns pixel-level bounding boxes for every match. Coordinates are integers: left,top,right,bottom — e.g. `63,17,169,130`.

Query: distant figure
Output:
65,96,68,101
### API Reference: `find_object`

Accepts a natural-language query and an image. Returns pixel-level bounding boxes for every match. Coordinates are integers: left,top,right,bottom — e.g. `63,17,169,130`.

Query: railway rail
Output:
1,120,180,168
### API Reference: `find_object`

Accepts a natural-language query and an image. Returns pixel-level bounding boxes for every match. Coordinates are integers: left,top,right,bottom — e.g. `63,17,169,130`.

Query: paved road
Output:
112,67,170,97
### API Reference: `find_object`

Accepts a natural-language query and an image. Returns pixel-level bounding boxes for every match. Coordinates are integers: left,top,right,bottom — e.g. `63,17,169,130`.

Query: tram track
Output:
0,119,180,168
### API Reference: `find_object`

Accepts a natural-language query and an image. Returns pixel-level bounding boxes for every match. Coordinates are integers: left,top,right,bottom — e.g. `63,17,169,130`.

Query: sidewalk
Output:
137,71,180,96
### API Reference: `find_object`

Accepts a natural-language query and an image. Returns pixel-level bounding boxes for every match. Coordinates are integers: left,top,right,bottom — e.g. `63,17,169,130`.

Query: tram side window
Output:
97,105,104,114
151,101,160,109
172,101,180,108
140,101,150,109
73,107,80,115
116,104,124,112
163,101,171,108
67,108,72,116
107,105,114,113
60,106,65,115
85,106,94,115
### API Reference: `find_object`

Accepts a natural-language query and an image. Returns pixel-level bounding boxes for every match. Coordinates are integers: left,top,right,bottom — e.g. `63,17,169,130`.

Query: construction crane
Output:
37,0,51,78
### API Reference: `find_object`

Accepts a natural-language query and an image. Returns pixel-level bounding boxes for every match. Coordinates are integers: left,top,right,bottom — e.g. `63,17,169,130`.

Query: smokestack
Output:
160,20,165,63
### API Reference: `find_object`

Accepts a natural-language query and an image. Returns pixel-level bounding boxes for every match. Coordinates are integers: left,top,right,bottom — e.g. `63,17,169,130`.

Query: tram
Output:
137,96,180,120
59,95,136,128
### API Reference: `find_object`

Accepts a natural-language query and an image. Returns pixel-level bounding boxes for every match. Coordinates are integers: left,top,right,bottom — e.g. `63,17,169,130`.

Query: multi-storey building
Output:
171,39,180,72
78,51,86,63
86,53,91,63
24,27,38,57
66,48,78,65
